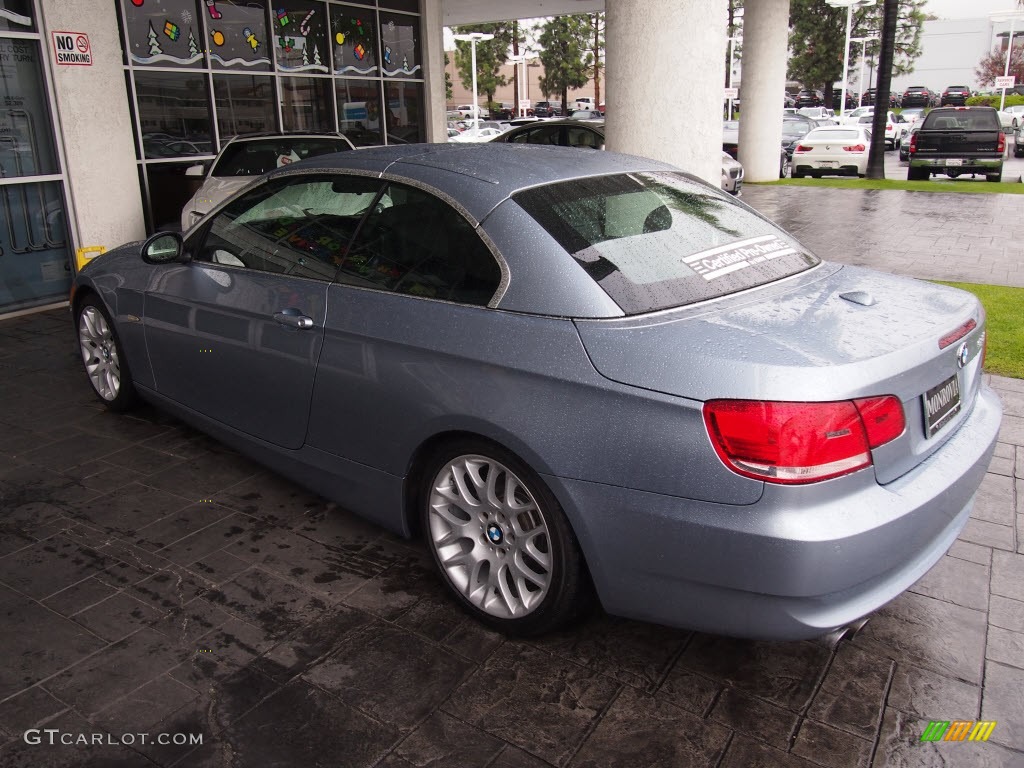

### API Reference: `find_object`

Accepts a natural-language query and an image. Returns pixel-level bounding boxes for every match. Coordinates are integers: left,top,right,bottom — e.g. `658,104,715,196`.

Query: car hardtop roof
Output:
222,132,349,143
270,143,679,223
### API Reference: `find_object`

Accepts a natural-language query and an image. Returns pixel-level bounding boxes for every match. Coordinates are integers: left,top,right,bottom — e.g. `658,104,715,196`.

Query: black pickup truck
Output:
907,106,1005,182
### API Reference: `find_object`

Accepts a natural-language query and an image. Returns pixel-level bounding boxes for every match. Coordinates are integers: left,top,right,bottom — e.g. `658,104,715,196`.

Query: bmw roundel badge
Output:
956,341,969,369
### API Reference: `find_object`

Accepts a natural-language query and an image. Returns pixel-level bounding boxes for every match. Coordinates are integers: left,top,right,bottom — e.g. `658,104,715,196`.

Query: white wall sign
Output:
995,75,1016,90
724,87,739,99
52,31,92,66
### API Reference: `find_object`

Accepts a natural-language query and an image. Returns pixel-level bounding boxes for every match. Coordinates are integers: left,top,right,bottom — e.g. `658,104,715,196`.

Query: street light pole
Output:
851,36,877,106
727,36,740,120
827,0,876,116
452,32,494,131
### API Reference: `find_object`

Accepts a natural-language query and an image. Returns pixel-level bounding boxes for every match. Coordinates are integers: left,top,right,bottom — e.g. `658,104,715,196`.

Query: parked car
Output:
72,143,999,639
180,133,355,231
832,89,858,110
493,119,746,192
899,123,921,161
859,110,909,149
861,89,897,108
781,116,819,163
838,106,873,125
907,106,1004,182
533,101,561,118
901,87,933,109
898,107,926,125
795,89,824,108
455,104,487,120
797,106,836,121
792,125,872,177
720,150,744,194
941,86,971,106
569,109,604,120
449,126,504,142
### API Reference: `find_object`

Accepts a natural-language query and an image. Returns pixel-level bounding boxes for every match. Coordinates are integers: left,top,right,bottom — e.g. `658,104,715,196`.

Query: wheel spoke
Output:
450,464,482,509
494,563,519,616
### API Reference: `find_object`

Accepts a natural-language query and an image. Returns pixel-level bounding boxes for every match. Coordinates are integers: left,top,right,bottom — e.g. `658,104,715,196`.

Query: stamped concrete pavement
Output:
0,188,1023,767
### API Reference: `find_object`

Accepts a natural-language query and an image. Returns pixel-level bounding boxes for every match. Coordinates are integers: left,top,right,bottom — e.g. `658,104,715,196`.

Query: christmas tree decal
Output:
188,29,199,57
302,45,309,66
147,22,162,56
312,44,321,67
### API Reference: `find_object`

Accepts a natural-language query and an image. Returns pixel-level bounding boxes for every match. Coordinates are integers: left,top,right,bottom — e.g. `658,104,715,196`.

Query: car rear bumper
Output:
911,157,1003,172
545,384,1001,640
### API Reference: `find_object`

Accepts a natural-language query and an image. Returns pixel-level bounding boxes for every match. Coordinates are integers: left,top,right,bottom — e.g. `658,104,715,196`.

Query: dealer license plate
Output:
923,373,961,438
817,161,838,168
946,158,963,167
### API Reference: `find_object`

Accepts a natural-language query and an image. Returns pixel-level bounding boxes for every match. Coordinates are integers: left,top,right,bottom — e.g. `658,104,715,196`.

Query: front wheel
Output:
76,297,138,412
421,440,592,636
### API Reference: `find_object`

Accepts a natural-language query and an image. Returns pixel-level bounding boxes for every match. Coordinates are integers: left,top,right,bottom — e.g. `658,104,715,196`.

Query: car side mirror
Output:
141,232,189,265
185,163,206,178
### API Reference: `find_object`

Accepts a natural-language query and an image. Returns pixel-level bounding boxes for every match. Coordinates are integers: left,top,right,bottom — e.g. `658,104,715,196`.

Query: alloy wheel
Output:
427,454,553,619
78,306,121,401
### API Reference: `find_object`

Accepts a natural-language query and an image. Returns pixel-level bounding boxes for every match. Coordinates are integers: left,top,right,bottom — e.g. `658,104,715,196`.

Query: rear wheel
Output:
907,166,928,181
76,297,137,412
792,169,804,179
421,439,592,636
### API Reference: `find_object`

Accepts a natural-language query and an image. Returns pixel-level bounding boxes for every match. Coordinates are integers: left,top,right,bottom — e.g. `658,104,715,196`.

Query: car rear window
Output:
514,172,819,316
922,110,999,130
212,138,351,177
809,129,861,140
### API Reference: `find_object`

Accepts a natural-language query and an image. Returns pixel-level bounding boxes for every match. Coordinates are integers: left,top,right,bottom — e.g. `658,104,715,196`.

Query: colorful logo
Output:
921,721,997,742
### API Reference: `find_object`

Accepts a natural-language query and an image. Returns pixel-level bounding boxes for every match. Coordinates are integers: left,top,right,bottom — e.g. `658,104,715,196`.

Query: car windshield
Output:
212,138,351,177
513,172,818,315
922,111,999,130
782,121,812,137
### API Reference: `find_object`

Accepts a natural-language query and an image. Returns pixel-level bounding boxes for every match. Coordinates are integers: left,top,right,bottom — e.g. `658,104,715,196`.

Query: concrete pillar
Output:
737,0,790,182
605,0,726,185
40,0,145,250
421,0,447,143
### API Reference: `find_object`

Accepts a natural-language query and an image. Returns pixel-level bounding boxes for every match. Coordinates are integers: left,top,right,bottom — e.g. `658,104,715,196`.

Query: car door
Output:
143,174,383,449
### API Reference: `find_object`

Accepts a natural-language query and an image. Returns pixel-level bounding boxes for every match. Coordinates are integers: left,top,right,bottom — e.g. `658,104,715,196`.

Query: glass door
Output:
0,0,72,315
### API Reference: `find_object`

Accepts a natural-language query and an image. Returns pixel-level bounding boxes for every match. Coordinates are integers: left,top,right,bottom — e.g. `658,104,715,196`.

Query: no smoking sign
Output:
52,30,92,66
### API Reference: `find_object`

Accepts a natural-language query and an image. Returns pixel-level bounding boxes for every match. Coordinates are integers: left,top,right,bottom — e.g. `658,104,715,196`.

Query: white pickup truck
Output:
574,97,597,111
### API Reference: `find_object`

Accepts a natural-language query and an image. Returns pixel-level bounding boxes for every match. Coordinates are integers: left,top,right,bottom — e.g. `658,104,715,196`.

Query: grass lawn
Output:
937,282,1024,379
755,177,1024,194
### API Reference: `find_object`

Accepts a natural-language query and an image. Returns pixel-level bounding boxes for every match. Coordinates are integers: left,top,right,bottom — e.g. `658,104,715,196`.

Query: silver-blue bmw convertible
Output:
72,144,1001,639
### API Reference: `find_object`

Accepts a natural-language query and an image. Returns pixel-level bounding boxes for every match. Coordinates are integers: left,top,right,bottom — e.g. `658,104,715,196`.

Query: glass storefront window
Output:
121,0,204,68
0,1,34,33
330,4,377,76
0,181,69,311
280,76,332,132
336,78,381,146
133,71,212,159
214,74,277,138
207,0,271,71
145,162,203,230
0,38,59,177
385,80,423,144
272,2,329,74
378,0,417,12
379,12,419,78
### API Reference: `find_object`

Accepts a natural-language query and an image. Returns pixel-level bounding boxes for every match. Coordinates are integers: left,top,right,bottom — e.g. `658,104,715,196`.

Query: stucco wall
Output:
40,0,145,251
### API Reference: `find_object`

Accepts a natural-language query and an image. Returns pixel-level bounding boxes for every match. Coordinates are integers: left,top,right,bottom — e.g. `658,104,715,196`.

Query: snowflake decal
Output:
181,9,193,24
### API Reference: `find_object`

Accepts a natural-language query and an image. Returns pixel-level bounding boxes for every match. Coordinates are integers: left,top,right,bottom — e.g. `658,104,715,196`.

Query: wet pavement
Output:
1,194,1024,766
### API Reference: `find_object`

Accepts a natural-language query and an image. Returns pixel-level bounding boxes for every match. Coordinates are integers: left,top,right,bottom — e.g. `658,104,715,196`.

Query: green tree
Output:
537,16,591,113
444,52,453,101
788,0,926,108
452,23,516,113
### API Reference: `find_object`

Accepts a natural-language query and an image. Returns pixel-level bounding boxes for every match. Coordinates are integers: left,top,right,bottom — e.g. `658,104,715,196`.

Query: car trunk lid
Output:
574,264,985,484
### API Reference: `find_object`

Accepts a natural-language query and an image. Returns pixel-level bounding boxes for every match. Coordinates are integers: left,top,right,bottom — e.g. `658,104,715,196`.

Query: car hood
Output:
573,263,979,404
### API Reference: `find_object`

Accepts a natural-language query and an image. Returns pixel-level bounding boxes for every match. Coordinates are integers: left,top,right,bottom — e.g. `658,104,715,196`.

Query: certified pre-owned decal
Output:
683,235,796,281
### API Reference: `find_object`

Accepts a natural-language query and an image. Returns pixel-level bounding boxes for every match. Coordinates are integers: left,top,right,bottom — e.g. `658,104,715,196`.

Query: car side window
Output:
194,175,383,281
567,127,601,149
524,126,562,145
336,183,501,305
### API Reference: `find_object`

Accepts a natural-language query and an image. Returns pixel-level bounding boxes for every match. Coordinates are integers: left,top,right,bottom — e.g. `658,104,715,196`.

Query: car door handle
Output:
273,311,314,330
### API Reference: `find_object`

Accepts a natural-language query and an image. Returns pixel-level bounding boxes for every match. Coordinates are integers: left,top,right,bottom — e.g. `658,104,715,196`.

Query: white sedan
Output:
838,106,873,125
856,112,906,149
792,125,871,178
996,105,1024,130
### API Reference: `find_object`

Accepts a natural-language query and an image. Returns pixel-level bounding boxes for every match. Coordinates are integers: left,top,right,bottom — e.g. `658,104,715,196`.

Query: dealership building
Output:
1,0,795,318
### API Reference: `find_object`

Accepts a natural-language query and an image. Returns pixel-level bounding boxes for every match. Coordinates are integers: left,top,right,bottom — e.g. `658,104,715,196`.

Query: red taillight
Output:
886,124,893,131
795,144,811,153
843,144,866,152
938,318,977,349
909,132,918,154
703,398,905,485
997,132,1006,153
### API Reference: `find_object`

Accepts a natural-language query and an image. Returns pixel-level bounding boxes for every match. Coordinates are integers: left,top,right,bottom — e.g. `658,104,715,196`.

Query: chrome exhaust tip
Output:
816,616,870,648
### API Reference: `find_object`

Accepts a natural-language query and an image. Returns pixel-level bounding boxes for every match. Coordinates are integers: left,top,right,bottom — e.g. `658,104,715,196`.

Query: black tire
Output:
1015,146,1024,158
907,166,928,181
792,169,804,179
75,296,138,412
987,172,1002,183
420,438,593,636
780,156,790,179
